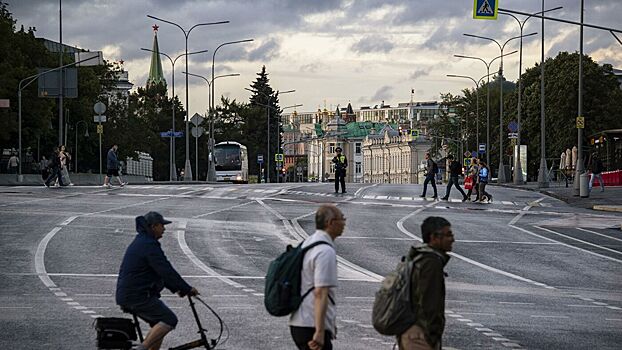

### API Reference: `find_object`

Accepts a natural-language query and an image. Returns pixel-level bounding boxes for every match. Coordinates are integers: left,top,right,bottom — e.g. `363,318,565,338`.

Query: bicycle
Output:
95,296,228,350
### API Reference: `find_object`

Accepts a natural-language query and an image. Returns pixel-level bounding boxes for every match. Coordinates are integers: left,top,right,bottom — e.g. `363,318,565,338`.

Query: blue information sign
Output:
160,131,184,138
478,143,486,154
508,121,518,132
473,0,498,20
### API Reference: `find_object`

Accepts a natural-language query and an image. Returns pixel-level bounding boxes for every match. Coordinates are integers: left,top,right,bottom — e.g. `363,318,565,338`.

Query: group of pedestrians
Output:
43,145,73,187
420,153,493,203
116,206,452,350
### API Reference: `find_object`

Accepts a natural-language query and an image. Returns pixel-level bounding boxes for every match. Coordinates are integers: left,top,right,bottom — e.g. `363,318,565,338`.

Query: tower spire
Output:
147,25,166,87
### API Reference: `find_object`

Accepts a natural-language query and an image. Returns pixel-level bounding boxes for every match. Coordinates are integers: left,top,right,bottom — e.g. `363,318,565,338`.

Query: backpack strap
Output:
300,240,335,305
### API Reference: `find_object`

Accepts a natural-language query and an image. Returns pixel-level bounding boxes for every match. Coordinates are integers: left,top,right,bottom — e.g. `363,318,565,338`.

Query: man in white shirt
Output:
289,204,345,350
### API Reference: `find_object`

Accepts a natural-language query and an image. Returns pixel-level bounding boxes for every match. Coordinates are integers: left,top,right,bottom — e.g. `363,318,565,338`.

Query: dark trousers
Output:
466,181,479,199
335,169,346,193
290,326,333,350
445,176,466,198
422,174,437,197
478,182,491,201
45,167,65,186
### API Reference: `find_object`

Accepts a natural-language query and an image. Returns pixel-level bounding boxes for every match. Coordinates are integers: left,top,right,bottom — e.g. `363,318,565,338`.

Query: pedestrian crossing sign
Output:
473,0,498,20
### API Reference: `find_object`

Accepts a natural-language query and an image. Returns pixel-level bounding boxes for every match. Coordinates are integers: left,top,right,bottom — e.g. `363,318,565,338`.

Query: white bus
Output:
213,141,248,183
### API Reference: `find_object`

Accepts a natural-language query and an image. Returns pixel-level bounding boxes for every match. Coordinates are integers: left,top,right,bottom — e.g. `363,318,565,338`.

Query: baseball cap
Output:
143,211,172,225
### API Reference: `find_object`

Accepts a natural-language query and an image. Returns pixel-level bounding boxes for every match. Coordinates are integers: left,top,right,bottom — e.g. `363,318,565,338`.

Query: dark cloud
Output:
371,85,393,102
351,35,395,54
409,67,431,80
248,38,280,61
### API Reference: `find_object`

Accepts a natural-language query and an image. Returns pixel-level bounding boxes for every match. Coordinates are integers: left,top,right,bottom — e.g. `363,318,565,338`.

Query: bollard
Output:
579,173,589,198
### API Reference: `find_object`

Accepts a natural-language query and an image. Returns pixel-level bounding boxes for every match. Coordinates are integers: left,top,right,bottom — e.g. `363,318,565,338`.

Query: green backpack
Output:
264,240,330,317
372,253,426,335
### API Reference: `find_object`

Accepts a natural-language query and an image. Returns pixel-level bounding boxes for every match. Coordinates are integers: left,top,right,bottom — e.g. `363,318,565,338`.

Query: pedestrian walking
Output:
103,144,126,188
116,212,199,350
465,158,480,202
441,155,467,202
420,153,438,199
588,153,605,193
58,145,73,186
398,216,453,350
7,153,18,174
332,147,347,193
477,161,493,203
44,148,66,187
289,204,344,350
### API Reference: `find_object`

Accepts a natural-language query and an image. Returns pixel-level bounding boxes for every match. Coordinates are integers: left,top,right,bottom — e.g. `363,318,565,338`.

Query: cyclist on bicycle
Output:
116,212,199,350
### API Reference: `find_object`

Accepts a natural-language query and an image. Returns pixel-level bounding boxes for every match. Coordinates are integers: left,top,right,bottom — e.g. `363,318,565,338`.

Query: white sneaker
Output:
120,182,127,187
103,184,112,188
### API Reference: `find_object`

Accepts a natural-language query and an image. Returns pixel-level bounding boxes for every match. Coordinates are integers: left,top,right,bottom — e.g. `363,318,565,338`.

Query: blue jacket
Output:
479,167,489,183
115,216,192,306
107,149,119,170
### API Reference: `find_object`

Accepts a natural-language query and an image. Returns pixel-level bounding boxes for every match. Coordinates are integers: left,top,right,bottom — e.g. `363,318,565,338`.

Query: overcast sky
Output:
9,0,622,117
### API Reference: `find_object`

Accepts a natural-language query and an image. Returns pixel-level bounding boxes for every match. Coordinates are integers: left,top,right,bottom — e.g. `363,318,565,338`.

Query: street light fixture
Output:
182,71,240,181
463,32,536,183
141,47,209,181
147,14,229,181
499,6,562,185
245,87,295,183
454,50,517,168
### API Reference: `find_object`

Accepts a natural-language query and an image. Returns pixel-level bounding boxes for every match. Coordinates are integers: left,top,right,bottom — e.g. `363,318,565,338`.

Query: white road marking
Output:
530,315,569,318
0,306,33,309
499,302,535,305
534,226,622,260
576,227,622,243
192,201,253,218
35,227,62,288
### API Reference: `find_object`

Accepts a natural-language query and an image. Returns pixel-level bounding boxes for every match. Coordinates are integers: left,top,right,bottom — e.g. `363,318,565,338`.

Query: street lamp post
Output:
245,88,295,183
141,47,209,181
182,71,240,181
147,14,229,181
446,74,480,151
537,0,549,188
209,39,254,181
500,6,562,185
463,32,537,183
74,120,88,173
454,51,517,168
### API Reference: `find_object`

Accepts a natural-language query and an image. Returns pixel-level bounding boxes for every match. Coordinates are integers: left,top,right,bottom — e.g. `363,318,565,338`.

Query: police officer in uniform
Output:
332,147,348,194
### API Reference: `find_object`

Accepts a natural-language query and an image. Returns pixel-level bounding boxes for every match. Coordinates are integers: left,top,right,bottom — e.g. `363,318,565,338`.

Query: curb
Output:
489,183,566,202
592,205,622,213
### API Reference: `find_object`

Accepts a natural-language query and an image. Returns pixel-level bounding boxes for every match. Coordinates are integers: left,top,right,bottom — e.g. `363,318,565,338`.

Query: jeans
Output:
45,167,65,186
422,174,437,197
444,176,466,198
478,182,491,201
589,173,605,192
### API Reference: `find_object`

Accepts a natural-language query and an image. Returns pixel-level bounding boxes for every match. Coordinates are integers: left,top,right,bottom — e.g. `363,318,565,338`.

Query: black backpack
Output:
264,240,331,316
94,317,137,349
432,161,439,174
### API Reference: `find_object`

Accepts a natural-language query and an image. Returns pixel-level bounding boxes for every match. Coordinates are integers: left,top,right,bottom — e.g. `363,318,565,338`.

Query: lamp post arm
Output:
19,55,99,91
188,21,229,36
147,14,187,35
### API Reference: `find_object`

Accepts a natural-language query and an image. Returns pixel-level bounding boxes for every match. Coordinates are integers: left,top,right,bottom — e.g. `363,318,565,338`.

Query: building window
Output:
355,162,362,174
330,163,335,174
355,143,362,155
329,143,335,154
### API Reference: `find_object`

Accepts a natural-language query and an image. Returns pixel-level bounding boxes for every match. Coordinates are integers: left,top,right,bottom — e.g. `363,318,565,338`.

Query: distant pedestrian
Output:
7,153,18,174
420,153,438,199
589,153,605,192
44,148,66,187
332,147,348,194
103,144,126,188
58,145,73,186
441,155,467,202
465,158,480,202
40,156,49,180
289,204,344,350
477,161,493,203
398,216,453,350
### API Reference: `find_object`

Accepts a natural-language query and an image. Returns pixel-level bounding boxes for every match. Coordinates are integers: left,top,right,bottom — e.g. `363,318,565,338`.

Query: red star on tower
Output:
152,24,159,32
119,60,124,65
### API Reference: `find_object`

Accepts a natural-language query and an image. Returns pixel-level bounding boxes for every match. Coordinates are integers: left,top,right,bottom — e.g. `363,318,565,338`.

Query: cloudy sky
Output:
9,0,622,117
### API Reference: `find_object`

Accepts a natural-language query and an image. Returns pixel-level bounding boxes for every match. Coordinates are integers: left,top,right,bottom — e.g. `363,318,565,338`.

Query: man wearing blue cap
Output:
116,212,199,350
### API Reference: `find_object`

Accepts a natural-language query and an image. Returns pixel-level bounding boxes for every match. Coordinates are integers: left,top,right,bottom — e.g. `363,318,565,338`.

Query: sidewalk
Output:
492,182,622,212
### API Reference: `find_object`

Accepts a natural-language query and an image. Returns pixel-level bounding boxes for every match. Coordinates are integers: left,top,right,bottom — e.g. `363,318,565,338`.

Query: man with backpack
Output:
372,217,453,350
441,155,468,202
420,153,438,199
288,204,344,350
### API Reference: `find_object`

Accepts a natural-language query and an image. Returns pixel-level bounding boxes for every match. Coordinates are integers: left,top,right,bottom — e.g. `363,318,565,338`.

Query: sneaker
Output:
441,197,449,201
120,182,127,187
68,183,74,186
488,196,493,203
419,194,426,198
462,196,468,202
600,189,605,192
342,191,347,194
104,184,112,188
44,183,49,188
432,195,438,200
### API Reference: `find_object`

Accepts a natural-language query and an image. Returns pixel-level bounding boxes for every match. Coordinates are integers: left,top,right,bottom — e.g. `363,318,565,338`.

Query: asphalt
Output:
0,182,620,349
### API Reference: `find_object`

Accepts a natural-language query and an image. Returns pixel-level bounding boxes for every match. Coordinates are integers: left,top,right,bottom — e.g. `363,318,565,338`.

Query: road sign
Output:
160,131,184,138
275,154,284,162
96,125,103,134
464,151,472,158
191,126,205,138
93,102,106,115
576,116,585,129
190,113,204,126
0,99,9,108
508,121,518,132
508,132,518,139
473,0,498,20
93,115,107,123
463,158,472,167
479,143,486,153
257,154,264,163
410,129,420,138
